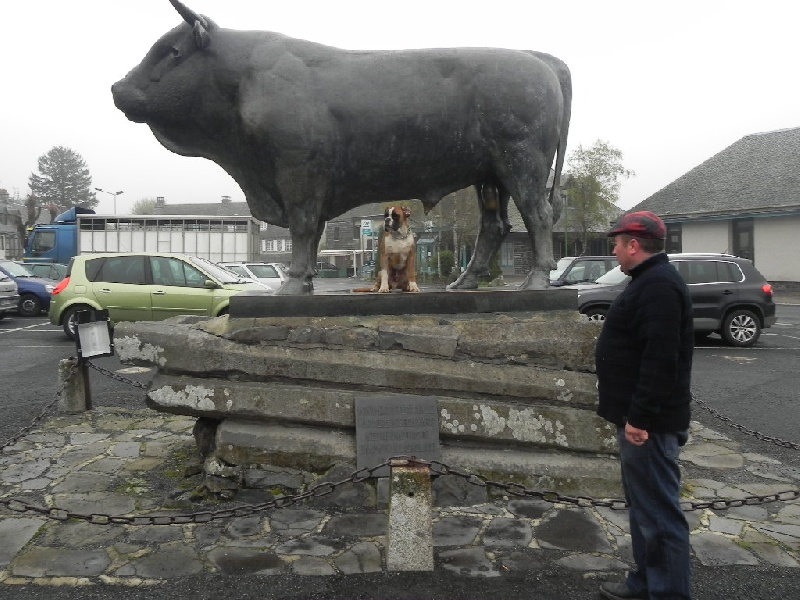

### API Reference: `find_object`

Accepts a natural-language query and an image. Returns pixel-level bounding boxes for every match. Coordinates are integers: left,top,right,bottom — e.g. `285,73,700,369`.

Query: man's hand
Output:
625,422,649,446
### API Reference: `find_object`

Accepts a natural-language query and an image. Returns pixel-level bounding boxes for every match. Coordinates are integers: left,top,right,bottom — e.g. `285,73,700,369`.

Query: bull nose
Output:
111,80,147,123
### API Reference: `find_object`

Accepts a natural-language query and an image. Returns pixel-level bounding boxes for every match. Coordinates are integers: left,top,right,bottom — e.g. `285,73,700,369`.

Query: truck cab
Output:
24,207,95,265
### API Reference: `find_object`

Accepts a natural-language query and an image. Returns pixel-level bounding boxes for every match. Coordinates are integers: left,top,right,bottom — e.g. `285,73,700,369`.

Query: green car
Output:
49,252,269,339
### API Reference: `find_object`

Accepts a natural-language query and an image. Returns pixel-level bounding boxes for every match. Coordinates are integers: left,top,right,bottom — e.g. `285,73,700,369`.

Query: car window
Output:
674,260,741,285
0,261,34,277
247,264,279,278
550,257,575,279
595,265,629,285
31,231,56,255
224,265,249,278
189,256,240,283
150,257,207,288
564,260,608,283
717,261,744,283
93,255,147,285
85,258,105,281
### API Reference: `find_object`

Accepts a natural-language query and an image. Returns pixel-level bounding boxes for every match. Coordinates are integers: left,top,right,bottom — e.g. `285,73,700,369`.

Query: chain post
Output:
386,457,434,572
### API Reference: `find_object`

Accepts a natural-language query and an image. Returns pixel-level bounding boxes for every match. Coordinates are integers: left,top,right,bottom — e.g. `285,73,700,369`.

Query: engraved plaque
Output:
355,395,441,477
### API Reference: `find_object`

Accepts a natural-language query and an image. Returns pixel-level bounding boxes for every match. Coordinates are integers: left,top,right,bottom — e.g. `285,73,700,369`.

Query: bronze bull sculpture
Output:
112,0,571,294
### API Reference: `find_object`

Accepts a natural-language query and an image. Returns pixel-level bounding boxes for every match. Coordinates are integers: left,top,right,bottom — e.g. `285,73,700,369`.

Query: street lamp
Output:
95,188,124,214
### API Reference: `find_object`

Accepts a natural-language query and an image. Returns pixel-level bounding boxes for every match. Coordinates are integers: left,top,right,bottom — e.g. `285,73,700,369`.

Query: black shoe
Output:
599,581,647,600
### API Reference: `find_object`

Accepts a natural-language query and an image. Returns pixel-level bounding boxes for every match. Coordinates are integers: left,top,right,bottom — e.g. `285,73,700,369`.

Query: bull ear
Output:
193,21,210,49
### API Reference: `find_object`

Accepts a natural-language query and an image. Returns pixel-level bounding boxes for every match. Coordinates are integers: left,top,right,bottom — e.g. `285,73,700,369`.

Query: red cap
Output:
607,211,666,240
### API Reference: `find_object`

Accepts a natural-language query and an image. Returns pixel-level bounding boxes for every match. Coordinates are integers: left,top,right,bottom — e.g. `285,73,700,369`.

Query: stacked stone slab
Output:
114,289,621,499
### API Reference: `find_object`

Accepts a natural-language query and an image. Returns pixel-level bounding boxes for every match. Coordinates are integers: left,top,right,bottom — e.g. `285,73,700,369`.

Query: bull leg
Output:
277,219,324,295
448,182,510,290
515,188,556,290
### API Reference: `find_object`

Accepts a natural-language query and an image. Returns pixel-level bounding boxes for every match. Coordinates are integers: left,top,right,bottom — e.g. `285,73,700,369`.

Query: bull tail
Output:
531,52,573,223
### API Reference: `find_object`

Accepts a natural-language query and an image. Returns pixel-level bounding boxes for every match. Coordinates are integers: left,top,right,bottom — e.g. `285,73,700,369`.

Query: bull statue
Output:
112,0,571,295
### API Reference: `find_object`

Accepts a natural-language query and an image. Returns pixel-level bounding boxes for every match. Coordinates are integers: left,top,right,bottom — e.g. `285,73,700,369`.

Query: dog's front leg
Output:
405,246,420,293
378,266,390,292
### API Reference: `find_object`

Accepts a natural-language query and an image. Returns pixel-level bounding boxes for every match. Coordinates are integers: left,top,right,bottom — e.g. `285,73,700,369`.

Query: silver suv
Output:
572,253,777,347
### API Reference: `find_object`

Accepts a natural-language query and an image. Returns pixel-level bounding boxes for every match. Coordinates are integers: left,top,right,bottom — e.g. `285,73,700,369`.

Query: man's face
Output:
612,235,637,274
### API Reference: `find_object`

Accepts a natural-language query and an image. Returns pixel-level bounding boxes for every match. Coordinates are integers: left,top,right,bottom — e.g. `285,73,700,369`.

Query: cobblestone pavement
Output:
1,406,798,590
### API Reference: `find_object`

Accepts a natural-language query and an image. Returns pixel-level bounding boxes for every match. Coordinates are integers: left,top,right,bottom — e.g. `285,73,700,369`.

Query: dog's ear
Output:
402,207,411,219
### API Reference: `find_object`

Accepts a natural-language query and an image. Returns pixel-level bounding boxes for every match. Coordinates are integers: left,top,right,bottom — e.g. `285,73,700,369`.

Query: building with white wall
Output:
629,127,800,284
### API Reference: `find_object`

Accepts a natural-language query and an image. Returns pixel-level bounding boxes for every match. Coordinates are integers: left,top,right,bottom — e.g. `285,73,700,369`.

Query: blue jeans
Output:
618,428,692,599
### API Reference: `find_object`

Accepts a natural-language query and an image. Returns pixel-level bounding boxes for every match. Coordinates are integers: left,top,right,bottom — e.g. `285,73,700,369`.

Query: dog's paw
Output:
378,286,390,293
407,283,420,293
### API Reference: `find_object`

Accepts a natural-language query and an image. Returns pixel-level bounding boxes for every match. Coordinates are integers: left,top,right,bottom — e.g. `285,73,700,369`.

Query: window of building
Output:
732,218,754,261
666,223,682,254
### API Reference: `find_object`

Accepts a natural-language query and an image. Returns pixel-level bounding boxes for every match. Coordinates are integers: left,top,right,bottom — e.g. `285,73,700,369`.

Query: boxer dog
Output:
354,206,420,293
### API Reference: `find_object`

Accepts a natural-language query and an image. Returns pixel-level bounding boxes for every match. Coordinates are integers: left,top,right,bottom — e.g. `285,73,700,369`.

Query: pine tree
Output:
28,146,98,209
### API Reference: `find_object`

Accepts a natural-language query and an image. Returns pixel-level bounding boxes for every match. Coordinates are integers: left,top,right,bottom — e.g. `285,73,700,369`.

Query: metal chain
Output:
426,459,800,512
3,367,800,525
85,360,149,389
3,455,798,526
693,393,800,450
0,462,390,525
0,362,74,450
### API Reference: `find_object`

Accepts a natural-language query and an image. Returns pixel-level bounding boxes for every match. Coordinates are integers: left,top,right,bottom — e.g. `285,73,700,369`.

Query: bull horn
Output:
168,0,207,28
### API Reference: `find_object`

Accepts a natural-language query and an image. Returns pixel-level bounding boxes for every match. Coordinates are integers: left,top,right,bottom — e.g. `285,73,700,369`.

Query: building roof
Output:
631,127,800,221
153,200,253,217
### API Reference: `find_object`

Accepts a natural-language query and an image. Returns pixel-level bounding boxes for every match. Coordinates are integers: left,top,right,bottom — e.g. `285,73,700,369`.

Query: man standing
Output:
596,211,693,600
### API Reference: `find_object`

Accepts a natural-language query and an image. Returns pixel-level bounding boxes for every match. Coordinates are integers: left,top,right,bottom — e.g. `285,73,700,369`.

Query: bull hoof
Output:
518,270,549,290
447,272,479,290
275,278,314,295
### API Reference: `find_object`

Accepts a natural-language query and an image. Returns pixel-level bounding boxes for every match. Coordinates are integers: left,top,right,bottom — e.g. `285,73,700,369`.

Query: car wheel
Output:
18,294,41,317
583,307,607,322
721,309,761,347
62,305,90,340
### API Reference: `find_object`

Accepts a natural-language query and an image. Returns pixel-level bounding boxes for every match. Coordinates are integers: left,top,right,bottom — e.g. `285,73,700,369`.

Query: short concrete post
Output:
58,357,90,413
386,460,434,571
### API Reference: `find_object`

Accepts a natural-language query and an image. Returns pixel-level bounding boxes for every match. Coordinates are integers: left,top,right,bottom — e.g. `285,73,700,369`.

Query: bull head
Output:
168,0,213,49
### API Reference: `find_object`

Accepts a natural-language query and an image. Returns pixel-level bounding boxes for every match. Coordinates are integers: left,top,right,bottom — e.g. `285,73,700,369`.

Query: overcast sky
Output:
2,0,798,215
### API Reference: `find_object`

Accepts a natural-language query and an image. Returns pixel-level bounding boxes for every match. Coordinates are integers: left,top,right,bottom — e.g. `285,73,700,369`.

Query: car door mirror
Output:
203,279,220,289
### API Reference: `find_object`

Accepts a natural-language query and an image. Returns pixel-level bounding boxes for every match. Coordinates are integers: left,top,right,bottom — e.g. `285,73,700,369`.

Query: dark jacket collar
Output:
629,252,668,279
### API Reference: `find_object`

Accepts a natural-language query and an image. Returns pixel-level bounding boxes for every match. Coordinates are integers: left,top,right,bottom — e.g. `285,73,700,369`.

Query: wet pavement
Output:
1,406,798,589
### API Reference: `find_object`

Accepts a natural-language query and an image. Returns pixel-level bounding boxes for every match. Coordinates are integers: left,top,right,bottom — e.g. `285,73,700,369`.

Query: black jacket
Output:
595,252,693,432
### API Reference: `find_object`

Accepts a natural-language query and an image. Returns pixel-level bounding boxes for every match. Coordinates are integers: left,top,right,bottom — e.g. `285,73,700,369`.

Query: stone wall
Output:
115,289,621,500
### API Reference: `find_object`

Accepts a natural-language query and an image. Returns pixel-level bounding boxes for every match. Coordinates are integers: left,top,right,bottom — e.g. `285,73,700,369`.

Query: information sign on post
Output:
355,395,441,477
75,309,115,360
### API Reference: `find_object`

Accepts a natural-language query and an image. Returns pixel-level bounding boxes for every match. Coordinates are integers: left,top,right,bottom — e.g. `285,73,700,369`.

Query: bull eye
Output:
170,46,181,59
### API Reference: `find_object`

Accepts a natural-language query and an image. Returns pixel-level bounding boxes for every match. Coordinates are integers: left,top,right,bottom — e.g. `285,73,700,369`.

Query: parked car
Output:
0,270,20,320
0,260,57,316
315,261,340,278
217,261,287,291
572,253,776,347
20,262,68,281
549,256,617,287
49,252,268,339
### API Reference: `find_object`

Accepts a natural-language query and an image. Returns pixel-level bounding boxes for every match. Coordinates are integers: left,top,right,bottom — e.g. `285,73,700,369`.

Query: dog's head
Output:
384,206,411,232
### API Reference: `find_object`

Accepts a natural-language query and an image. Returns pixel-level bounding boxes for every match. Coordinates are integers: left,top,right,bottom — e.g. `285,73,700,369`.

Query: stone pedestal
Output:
115,288,620,500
